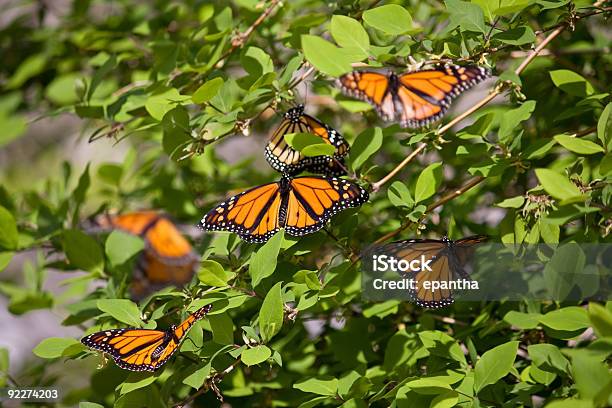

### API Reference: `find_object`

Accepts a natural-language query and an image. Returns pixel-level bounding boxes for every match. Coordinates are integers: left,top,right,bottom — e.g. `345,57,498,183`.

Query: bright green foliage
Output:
1,0,611,407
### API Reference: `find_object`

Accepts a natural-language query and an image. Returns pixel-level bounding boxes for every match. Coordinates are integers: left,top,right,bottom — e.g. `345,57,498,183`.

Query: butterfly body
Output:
337,64,491,128
265,105,349,176
200,175,368,243
371,235,488,308
81,304,212,372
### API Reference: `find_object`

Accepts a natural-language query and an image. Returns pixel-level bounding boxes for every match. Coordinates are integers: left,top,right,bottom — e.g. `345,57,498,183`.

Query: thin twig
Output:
371,144,426,192
373,176,486,244
213,0,282,70
174,358,242,407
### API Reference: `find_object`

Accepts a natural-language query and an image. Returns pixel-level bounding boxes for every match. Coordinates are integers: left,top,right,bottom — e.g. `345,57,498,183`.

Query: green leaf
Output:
601,152,612,176
414,163,443,203
349,127,383,171
0,206,18,250
7,54,47,89
492,26,535,45
62,229,104,273
183,363,211,389
387,181,414,208
445,0,486,34
45,73,80,105
259,282,284,343
87,54,117,101
120,372,156,395
33,337,80,359
249,230,283,287
284,133,336,157
550,70,595,97
330,15,369,59
474,341,519,393
241,345,272,366
572,353,612,400
105,230,144,266
494,0,532,16
208,313,234,344
534,169,582,200
472,0,499,22
0,252,13,272
528,344,570,373
539,307,590,331
543,244,585,300
589,303,612,338
431,390,459,408
145,88,190,121
79,403,105,408
597,103,611,150
503,311,541,329
198,260,232,286
301,35,354,77
536,0,570,10
97,299,143,327
362,5,414,35
294,376,338,396
405,378,452,394
162,106,191,159
0,112,27,147
98,163,123,186
192,77,224,104
554,134,604,155
499,101,536,141
496,196,525,208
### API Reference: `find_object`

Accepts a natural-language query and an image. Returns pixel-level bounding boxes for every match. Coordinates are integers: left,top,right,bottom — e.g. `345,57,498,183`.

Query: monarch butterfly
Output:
336,64,491,128
93,212,198,296
81,304,212,372
373,235,488,308
265,105,349,176
199,175,368,243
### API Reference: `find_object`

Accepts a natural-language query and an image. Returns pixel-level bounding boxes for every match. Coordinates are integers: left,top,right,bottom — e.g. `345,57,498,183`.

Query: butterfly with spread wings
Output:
337,64,491,128
93,211,198,297
375,235,488,308
81,304,212,371
199,175,368,243
265,105,349,176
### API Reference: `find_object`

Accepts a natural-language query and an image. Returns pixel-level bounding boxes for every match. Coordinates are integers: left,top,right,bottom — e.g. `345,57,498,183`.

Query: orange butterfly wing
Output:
265,105,349,176
374,235,488,308
100,211,160,235
337,65,490,128
284,177,369,236
81,305,212,372
336,71,396,122
200,177,368,243
93,211,197,296
396,65,490,128
141,218,198,284
200,182,283,243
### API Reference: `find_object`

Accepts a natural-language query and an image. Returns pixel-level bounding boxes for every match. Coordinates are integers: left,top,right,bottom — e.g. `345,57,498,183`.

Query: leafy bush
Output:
1,1,611,407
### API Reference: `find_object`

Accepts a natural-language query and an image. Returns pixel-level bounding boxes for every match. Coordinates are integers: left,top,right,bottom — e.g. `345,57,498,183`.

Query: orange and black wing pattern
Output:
81,304,212,372
140,217,198,285
337,64,491,128
376,235,488,308
199,176,368,243
199,181,284,243
284,176,369,237
90,211,197,297
265,105,349,176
